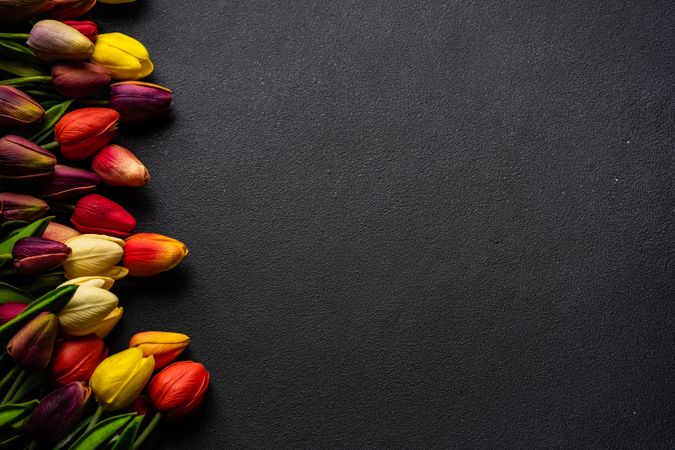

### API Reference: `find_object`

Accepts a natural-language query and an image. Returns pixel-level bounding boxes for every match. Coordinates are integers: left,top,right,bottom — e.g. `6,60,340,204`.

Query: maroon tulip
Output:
52,62,111,98
62,20,98,42
71,194,136,238
39,165,100,200
12,237,71,276
110,82,173,124
0,303,28,325
0,0,49,24
0,135,56,180
0,86,45,129
0,193,48,222
7,312,58,371
46,0,96,20
27,382,91,444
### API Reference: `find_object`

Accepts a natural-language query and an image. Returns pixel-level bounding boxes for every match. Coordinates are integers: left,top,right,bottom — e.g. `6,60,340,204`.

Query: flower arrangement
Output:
0,1,209,448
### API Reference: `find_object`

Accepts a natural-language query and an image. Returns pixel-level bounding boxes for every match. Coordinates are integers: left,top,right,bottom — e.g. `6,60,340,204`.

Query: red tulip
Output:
148,361,210,421
91,144,150,187
62,20,98,42
48,335,108,387
71,194,136,238
51,62,111,98
0,303,28,325
122,233,188,277
54,108,118,160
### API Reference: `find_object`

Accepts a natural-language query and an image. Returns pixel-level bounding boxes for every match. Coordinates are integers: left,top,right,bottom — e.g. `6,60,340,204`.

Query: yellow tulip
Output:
129,331,189,368
90,348,155,411
59,276,115,290
57,286,118,336
86,307,123,338
62,234,128,280
91,33,154,81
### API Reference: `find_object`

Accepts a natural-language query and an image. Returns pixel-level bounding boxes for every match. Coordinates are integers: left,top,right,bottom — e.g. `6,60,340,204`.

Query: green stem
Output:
9,373,43,403
0,366,18,393
85,404,104,433
41,141,59,151
0,33,29,40
1,368,25,404
0,75,51,86
132,411,161,450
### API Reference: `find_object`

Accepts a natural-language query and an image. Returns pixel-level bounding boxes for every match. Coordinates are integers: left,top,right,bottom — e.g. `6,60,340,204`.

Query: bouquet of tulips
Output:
0,1,210,448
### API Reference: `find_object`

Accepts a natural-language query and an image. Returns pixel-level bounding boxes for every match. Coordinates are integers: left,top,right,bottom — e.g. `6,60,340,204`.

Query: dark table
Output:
92,1,675,448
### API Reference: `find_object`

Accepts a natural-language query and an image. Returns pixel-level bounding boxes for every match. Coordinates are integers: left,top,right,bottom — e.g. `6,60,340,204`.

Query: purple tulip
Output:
13,237,71,276
7,312,58,371
0,135,56,180
39,165,101,201
0,86,45,129
0,302,28,325
27,382,91,443
0,193,48,222
110,81,173,124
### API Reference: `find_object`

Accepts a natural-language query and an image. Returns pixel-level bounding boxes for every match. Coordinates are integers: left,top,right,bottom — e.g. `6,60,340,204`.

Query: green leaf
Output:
0,283,32,304
0,434,22,449
30,99,73,144
16,272,65,298
0,284,77,347
68,413,136,450
0,216,53,267
0,400,38,429
0,60,45,78
0,40,39,65
0,221,27,240
111,415,144,450
53,416,91,450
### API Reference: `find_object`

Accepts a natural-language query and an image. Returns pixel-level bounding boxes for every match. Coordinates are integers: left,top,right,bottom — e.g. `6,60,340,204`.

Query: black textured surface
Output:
91,1,674,448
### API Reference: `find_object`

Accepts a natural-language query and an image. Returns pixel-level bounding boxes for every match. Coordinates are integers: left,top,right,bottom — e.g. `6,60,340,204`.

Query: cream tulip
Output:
62,234,128,280
57,286,118,336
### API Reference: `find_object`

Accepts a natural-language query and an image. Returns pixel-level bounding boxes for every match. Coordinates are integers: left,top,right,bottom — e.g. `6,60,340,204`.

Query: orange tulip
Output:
54,108,118,160
122,233,188,276
129,331,189,369
148,361,209,421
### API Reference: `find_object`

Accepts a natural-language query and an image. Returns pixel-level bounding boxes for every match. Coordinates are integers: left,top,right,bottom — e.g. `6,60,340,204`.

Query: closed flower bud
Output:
0,302,27,325
46,0,96,20
71,194,136,238
62,234,127,280
59,275,114,290
90,348,155,411
91,33,153,81
39,165,100,200
123,233,188,277
42,221,80,243
148,361,210,421
91,144,149,187
0,86,45,128
110,82,173,124
27,382,91,444
12,237,71,276
57,285,118,336
54,108,118,160
63,20,98,42
49,335,107,386
27,20,94,61
0,193,48,222
0,0,49,24
130,332,189,369
7,312,58,371
52,62,111,98
0,135,55,180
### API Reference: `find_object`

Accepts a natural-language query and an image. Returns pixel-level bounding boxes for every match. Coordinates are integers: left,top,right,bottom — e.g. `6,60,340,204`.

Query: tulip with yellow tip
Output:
91,33,153,80
123,233,188,277
130,331,189,369
90,347,155,411
57,286,119,336
62,234,128,280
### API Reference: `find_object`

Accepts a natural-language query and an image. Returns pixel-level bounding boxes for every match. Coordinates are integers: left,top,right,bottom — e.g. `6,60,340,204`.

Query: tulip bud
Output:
62,234,127,280
39,165,100,200
49,335,107,386
0,0,49,24
57,285,119,336
91,144,149,187
148,361,210,421
0,302,28,325
51,62,111,98
129,332,189,369
54,108,118,160
110,82,173,124
59,276,114,290
123,233,188,277
27,20,94,61
0,86,45,128
0,193,48,222
71,194,136,238
0,135,55,180
42,221,80,243
46,0,96,20
7,312,58,371
12,237,71,276
90,348,155,411
27,382,91,443
63,20,98,42
91,33,154,81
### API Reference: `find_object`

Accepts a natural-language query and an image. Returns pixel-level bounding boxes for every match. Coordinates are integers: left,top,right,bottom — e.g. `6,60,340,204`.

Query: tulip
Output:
63,20,98,42
51,62,111,98
41,221,80,243
54,108,119,160
27,382,91,443
99,0,136,4
130,332,189,369
12,237,71,276
62,234,127,280
49,335,107,386
71,194,136,238
90,348,155,411
0,135,55,180
57,285,119,336
0,193,48,222
91,33,154,81
0,86,45,128
46,0,96,20
91,144,150,187
7,312,58,371
39,165,100,200
81,306,123,338
59,276,115,290
0,0,49,24
0,302,27,325
27,20,94,61
123,233,188,277
110,82,173,124
148,361,210,421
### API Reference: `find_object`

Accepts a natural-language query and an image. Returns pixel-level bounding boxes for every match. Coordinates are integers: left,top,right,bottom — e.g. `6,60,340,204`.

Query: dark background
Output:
90,1,674,448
